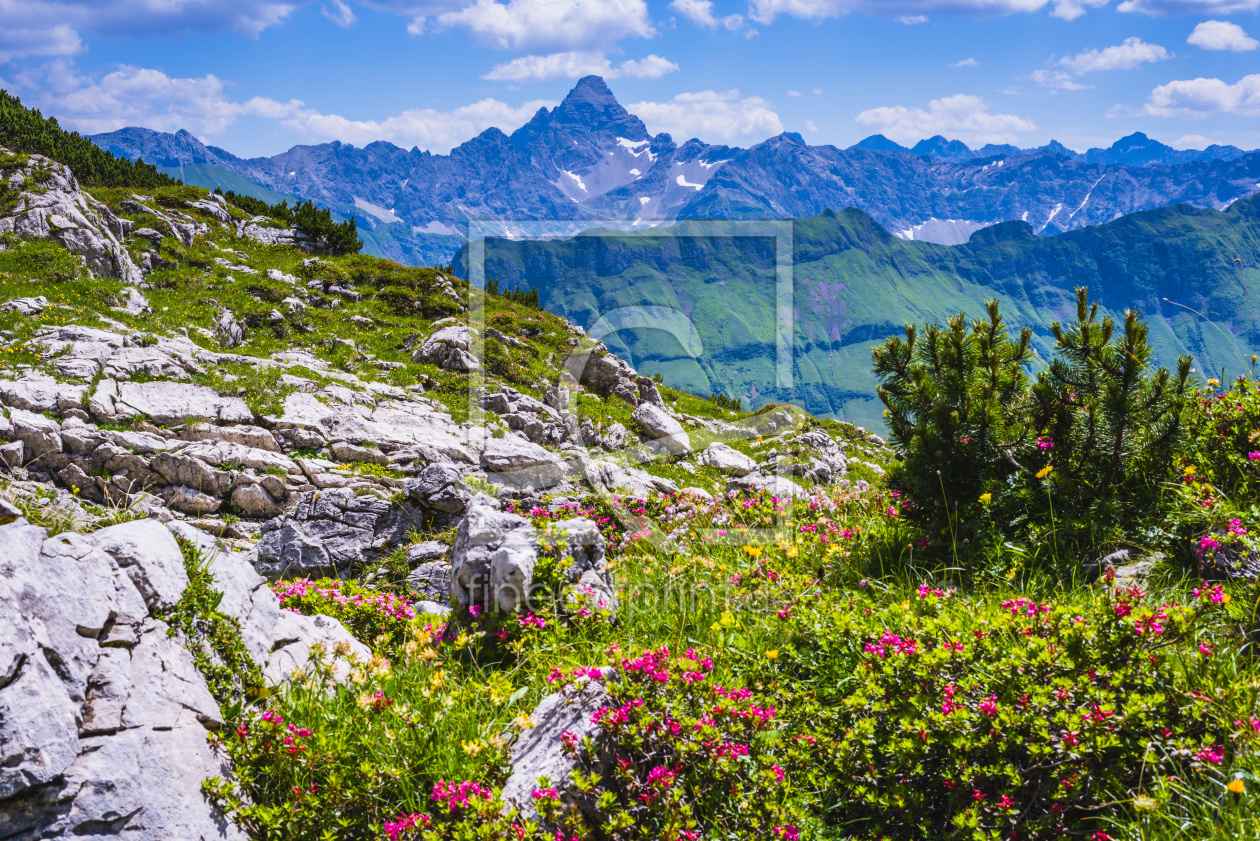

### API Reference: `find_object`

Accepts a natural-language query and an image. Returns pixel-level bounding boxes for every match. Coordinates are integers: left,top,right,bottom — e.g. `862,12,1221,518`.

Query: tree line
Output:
215,188,362,256
0,90,176,188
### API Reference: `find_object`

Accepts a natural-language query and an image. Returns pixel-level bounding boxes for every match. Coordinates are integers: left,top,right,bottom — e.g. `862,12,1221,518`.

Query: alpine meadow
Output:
4,3,1260,841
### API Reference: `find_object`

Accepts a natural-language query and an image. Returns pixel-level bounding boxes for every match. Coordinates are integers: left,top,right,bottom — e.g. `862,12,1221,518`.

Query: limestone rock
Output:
0,152,144,286
254,488,425,580
698,442,756,477
7,408,62,466
501,677,613,823
449,494,538,614
161,485,222,516
407,560,452,602
231,482,288,519
632,402,691,456
412,325,478,371
90,519,189,612
403,463,471,520
480,435,565,490
1,296,47,316
215,310,245,348
0,375,86,414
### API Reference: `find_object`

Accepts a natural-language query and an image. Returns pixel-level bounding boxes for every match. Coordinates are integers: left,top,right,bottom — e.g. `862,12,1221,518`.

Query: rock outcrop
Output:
0,151,144,288
0,510,366,840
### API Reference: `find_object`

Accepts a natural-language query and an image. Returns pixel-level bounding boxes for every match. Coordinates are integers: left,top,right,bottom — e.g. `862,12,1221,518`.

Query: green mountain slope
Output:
466,198,1260,431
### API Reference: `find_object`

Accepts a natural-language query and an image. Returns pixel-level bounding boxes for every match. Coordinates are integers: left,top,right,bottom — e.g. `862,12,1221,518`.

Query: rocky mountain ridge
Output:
86,77,1260,259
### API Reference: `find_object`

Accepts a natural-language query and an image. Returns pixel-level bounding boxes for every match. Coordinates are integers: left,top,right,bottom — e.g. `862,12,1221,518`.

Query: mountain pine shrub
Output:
874,289,1191,567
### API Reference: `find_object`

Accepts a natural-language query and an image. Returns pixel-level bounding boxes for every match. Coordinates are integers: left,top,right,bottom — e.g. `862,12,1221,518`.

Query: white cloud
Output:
437,0,655,51
1031,69,1091,89
1118,0,1260,14
11,59,556,153
481,51,677,82
813,87,823,94
1057,36,1171,71
322,0,358,26
1141,73,1260,117
855,93,1037,145
1050,0,1108,19
0,0,306,46
1169,133,1219,148
10,61,295,136
788,89,802,96
0,24,83,63
897,13,929,21
274,97,558,150
1188,19,1259,50
483,51,613,81
669,0,745,29
805,119,819,131
627,89,783,141
949,57,979,67
619,54,680,79
746,0,1105,25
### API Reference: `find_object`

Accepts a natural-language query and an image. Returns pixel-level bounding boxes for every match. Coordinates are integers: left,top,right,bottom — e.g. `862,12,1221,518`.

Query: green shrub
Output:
160,538,265,705
543,647,806,841
789,579,1252,840
874,290,1191,567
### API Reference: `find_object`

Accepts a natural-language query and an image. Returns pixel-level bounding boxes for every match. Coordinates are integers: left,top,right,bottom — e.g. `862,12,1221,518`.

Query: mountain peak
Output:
911,135,973,160
850,134,908,153
563,75,618,107
523,74,648,142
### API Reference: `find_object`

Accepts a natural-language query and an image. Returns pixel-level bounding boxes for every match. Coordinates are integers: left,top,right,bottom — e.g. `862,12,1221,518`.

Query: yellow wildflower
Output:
744,545,762,559
1184,465,1196,475
979,492,992,505
1229,779,1246,794
1133,795,1158,811
1036,466,1053,479
765,650,779,660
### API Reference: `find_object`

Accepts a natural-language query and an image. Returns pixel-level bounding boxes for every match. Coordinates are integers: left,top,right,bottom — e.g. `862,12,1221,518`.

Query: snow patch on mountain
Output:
353,197,402,224
894,218,994,246
676,175,703,190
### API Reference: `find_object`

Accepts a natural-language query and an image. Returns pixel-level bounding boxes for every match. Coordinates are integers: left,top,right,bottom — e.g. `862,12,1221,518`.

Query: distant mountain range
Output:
89,76,1260,262
460,194,1260,431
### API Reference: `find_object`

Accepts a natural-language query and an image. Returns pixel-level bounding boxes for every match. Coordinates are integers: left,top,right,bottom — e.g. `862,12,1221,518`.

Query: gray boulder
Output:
632,402,691,456
254,487,425,580
0,514,243,841
1,296,48,316
697,442,756,477
501,677,614,824
404,463,471,520
215,310,244,348
479,435,565,490
412,325,478,371
406,560,452,602
449,494,538,614
161,485,223,516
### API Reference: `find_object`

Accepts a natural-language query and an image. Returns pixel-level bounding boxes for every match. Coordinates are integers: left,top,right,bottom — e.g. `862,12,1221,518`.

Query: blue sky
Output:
1,0,1258,158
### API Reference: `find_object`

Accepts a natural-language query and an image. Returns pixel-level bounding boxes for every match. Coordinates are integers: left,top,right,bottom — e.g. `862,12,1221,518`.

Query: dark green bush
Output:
874,289,1191,565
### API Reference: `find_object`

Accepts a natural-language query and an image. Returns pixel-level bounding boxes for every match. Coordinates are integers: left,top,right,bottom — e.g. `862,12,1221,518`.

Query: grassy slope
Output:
470,199,1260,431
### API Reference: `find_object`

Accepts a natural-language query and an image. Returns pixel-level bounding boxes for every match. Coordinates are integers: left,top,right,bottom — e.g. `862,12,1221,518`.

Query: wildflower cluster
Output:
787,578,1244,840
273,577,417,653
550,646,806,841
